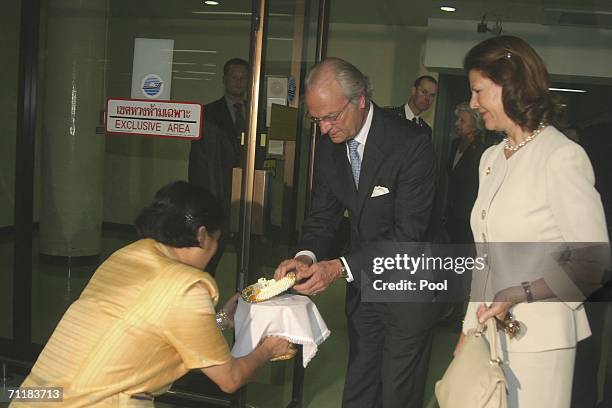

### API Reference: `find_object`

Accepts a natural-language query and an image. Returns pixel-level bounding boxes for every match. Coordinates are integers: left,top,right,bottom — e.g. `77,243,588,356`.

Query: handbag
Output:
435,321,508,408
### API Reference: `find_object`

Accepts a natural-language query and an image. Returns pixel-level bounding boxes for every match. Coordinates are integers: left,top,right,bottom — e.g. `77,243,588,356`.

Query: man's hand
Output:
274,255,313,280
293,259,344,296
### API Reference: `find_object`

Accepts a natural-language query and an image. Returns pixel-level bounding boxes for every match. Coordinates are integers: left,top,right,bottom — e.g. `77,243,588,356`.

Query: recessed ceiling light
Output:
440,6,456,12
549,87,587,93
204,1,219,5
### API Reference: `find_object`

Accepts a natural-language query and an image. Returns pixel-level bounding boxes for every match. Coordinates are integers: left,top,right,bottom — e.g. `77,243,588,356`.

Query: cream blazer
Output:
462,126,609,352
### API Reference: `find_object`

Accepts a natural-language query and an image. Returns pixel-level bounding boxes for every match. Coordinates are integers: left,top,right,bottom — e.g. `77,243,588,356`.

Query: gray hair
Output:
305,57,373,103
455,102,484,134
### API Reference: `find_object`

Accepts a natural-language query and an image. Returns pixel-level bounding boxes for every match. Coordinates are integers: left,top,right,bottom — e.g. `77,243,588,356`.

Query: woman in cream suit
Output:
454,36,610,407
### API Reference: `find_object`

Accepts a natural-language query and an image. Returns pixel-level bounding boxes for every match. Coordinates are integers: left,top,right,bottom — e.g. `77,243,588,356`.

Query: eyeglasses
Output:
308,99,353,125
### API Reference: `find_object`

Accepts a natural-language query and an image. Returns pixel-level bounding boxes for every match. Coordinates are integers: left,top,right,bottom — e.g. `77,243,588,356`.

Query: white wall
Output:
425,18,612,81
328,23,438,126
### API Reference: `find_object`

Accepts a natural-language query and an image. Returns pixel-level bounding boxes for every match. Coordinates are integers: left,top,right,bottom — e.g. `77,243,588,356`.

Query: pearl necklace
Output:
503,122,546,152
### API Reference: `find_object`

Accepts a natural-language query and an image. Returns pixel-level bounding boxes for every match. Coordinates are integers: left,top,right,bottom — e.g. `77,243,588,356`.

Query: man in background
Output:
188,58,249,272
386,75,438,137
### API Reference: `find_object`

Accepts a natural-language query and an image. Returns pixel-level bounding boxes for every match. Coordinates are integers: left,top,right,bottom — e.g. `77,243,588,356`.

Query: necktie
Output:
233,102,246,137
346,138,361,186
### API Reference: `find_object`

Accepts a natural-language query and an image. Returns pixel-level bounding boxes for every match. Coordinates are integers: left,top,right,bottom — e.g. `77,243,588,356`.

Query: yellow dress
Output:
10,239,231,407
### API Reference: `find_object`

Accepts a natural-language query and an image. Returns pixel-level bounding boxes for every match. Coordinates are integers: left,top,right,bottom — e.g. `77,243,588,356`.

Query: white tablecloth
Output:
231,294,330,367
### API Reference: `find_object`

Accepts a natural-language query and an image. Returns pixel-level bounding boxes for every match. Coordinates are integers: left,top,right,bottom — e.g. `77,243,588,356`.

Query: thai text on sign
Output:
105,98,203,139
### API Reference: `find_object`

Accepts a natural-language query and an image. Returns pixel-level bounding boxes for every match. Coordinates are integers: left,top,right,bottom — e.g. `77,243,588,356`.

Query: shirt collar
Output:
224,94,244,107
404,103,417,121
351,102,373,146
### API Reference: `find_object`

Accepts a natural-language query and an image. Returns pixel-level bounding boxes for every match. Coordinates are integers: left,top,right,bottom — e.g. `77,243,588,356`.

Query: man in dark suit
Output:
199,58,249,159
275,58,439,408
188,58,249,272
385,75,438,138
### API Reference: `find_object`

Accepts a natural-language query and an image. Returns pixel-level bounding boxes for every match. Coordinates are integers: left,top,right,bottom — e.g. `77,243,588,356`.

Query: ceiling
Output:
111,0,612,28
330,0,612,27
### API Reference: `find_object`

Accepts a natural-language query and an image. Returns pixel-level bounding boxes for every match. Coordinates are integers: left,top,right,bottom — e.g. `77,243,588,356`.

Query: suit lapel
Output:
355,106,385,216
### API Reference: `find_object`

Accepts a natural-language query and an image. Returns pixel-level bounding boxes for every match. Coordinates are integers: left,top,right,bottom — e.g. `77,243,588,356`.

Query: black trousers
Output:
342,301,433,408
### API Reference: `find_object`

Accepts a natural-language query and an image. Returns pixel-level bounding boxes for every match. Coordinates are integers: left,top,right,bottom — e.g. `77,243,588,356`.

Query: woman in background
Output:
446,102,485,245
454,36,609,407
12,181,293,407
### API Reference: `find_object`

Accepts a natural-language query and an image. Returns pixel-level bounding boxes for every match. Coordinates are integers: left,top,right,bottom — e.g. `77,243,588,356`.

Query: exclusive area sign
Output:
105,98,203,139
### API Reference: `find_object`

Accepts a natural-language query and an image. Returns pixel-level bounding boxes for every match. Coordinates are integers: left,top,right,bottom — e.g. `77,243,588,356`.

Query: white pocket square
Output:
371,185,390,197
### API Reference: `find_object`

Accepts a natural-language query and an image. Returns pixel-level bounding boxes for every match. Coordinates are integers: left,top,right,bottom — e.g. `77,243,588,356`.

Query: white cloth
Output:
231,294,331,367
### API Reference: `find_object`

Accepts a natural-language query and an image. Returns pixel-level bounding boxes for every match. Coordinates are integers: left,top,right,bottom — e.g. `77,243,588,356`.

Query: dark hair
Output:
134,181,224,248
223,58,249,76
463,35,556,132
414,75,438,88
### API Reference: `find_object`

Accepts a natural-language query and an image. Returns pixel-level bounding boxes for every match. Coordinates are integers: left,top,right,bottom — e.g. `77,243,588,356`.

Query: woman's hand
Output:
476,302,513,325
222,293,240,328
453,332,467,357
477,285,525,324
261,336,297,360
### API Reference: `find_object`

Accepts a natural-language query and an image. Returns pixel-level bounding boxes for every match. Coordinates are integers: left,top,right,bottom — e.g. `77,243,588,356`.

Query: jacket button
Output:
481,210,486,219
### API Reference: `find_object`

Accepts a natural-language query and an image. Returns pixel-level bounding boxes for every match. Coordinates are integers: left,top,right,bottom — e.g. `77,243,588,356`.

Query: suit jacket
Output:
200,96,267,169
384,105,433,138
446,138,485,242
204,97,242,155
463,126,610,352
298,104,440,331
188,118,238,230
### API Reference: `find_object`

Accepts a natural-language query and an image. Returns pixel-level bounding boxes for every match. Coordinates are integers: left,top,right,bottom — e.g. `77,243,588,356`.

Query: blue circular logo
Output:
141,74,163,98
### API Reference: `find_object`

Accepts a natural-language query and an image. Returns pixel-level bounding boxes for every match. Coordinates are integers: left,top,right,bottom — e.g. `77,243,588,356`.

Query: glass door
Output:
232,0,323,406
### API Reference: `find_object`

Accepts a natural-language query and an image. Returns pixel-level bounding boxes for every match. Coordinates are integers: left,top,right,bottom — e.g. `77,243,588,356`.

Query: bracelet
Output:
215,310,230,331
521,281,534,303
